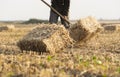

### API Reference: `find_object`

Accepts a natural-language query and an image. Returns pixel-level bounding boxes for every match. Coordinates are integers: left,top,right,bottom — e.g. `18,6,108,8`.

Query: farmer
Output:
49,0,70,28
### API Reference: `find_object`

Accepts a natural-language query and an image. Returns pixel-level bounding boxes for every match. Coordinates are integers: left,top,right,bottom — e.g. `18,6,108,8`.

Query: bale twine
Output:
17,24,73,53
0,25,15,32
70,16,103,43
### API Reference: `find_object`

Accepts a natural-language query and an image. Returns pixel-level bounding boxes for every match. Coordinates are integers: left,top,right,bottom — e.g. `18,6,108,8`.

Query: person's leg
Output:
49,10,59,24
60,16,70,28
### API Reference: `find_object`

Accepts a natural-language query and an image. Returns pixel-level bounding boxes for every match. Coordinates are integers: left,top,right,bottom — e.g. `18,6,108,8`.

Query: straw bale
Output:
115,24,120,31
70,16,102,42
104,25,116,31
17,24,73,53
0,25,15,32
103,24,120,31
0,45,20,54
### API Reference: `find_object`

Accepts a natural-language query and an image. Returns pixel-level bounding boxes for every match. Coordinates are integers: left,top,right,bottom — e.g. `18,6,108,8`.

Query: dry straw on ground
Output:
0,25,15,32
69,16,103,43
17,24,73,53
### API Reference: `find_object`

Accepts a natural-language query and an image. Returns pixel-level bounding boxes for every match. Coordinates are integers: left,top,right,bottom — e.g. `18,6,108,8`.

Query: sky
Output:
0,0,120,21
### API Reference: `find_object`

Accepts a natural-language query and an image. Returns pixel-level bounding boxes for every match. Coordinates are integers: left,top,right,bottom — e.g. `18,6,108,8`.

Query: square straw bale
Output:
69,16,103,42
17,24,73,53
0,25,15,32
104,25,116,31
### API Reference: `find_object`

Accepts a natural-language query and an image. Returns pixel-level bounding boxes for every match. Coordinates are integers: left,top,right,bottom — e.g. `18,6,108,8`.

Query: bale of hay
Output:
70,16,102,42
115,24,120,31
0,25,15,32
17,24,73,53
0,45,20,54
0,26,7,32
103,24,120,31
103,25,116,31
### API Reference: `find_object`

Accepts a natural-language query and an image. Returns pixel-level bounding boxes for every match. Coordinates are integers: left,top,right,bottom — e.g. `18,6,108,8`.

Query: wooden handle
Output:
41,0,71,24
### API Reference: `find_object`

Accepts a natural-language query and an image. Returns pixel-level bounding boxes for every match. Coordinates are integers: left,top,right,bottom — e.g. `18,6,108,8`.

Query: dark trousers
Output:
49,10,70,28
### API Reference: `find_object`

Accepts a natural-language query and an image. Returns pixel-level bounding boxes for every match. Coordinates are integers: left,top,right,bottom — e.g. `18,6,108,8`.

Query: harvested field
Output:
0,22,120,77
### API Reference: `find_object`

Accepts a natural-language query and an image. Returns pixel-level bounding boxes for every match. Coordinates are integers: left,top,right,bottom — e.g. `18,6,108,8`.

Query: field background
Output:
0,20,120,77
